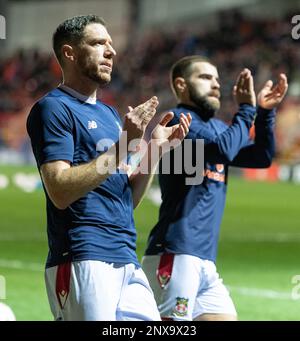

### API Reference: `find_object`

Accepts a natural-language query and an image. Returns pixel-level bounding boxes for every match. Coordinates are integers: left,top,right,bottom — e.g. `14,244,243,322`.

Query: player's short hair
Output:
53,15,106,65
170,55,212,96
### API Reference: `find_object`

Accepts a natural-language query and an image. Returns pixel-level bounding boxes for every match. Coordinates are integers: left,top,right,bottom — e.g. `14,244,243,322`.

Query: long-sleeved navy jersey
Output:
145,103,275,263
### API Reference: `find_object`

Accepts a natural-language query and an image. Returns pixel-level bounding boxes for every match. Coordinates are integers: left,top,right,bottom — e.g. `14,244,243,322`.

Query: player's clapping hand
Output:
233,68,256,107
123,96,159,143
151,112,192,153
257,74,288,110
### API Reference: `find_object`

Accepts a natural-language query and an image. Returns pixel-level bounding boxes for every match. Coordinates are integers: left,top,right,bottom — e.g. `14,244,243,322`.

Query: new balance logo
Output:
88,120,98,129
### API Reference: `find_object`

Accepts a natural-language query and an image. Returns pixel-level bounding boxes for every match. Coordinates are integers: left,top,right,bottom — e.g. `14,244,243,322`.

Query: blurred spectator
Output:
0,10,299,163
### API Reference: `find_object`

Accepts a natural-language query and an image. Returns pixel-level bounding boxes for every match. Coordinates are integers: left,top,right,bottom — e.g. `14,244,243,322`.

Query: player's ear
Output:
62,44,76,63
174,77,187,94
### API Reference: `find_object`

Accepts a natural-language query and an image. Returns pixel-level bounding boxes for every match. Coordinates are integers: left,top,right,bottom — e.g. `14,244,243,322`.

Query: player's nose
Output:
105,44,116,57
212,78,220,89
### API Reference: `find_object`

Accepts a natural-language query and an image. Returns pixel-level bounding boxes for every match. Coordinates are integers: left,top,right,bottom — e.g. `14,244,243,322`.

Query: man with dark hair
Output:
142,55,288,321
52,15,106,65
27,15,191,321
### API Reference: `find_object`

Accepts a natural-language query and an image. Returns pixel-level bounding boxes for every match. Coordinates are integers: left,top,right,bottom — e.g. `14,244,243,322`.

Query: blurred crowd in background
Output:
1,10,300,164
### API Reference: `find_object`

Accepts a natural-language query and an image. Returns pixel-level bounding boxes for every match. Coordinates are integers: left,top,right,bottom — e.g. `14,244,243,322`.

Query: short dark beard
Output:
187,83,219,121
78,56,111,86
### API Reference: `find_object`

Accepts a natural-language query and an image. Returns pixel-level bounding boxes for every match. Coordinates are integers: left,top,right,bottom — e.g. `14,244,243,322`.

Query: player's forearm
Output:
130,141,161,209
41,140,127,210
254,107,276,158
230,107,276,168
205,104,256,164
255,107,276,135
130,172,156,209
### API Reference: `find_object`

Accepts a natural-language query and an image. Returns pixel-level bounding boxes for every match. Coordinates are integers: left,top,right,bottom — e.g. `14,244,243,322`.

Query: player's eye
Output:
199,74,212,80
92,40,105,46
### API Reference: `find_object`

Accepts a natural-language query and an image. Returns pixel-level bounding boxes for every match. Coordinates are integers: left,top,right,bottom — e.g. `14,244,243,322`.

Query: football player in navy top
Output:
142,55,288,321
27,15,191,321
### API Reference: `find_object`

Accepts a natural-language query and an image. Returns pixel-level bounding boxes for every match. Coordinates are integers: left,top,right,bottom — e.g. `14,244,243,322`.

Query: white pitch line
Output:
0,235,45,242
228,286,292,300
3,233,300,243
0,258,294,301
220,233,300,243
0,259,44,272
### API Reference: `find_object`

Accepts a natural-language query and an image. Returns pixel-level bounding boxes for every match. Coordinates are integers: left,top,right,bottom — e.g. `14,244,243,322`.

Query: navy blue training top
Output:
145,103,275,263
27,87,138,268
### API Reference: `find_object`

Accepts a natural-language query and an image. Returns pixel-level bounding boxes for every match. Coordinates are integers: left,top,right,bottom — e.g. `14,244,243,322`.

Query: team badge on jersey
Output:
216,164,224,173
203,163,226,183
173,297,189,317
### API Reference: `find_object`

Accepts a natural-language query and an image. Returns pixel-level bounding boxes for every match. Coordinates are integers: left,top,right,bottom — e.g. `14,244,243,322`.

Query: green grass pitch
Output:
0,165,299,320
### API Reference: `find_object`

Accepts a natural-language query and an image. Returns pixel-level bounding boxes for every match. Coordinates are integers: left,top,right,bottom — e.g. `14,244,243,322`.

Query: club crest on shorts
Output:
173,297,189,317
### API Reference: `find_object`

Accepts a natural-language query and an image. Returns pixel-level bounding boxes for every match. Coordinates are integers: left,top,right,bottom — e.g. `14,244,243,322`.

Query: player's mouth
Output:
208,92,220,99
100,61,113,71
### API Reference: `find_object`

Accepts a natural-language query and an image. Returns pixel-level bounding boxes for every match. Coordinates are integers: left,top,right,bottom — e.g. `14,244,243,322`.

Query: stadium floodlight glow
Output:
0,15,5,39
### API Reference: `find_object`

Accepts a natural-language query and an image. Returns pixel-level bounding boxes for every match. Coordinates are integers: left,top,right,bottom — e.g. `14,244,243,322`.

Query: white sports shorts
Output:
142,254,236,321
45,260,161,321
